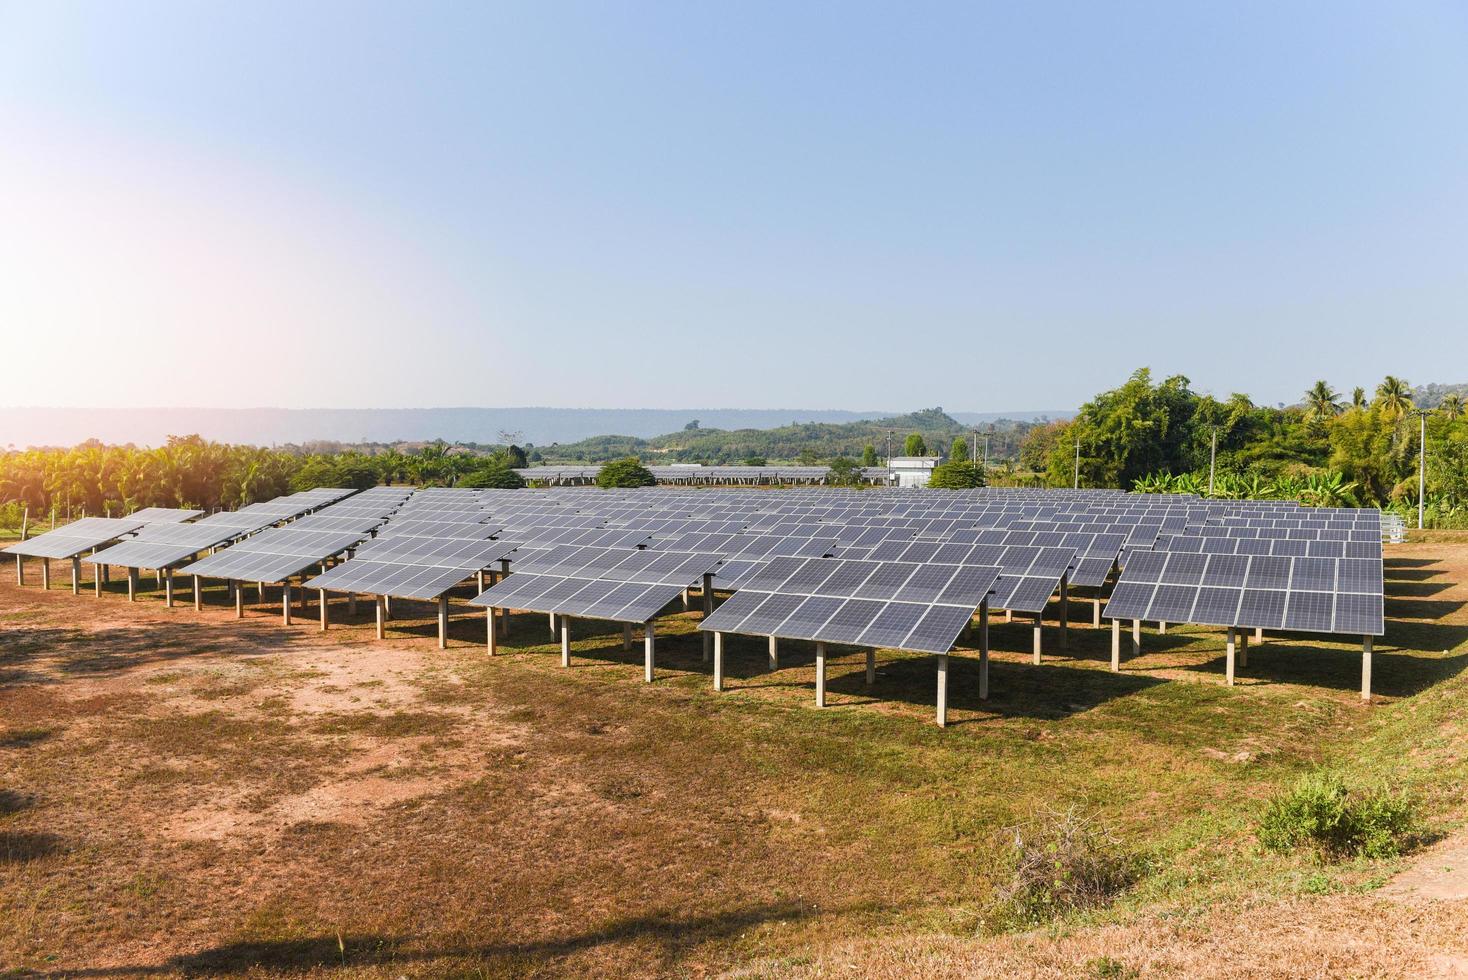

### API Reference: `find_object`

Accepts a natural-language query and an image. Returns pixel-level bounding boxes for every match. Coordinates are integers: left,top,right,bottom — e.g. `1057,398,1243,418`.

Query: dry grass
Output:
0,534,1465,976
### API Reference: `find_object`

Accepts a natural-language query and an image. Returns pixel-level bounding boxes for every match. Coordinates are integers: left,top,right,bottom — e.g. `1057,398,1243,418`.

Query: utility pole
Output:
1208,428,1218,497
1073,440,1081,490
971,428,978,466
1417,410,1428,530
983,429,990,469
885,430,893,467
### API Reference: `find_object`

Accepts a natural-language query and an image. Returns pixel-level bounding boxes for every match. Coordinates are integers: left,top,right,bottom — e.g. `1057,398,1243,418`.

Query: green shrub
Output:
1258,770,1418,861
929,461,987,489
595,457,656,489
458,462,525,489
992,808,1142,928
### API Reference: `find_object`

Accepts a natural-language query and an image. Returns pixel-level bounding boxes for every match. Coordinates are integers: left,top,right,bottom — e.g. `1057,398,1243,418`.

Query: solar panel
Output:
177,527,371,583
303,539,519,600
2,518,149,559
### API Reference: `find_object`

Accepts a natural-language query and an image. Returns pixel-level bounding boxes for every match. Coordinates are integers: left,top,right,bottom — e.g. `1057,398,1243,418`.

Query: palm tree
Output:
1351,387,1367,411
1375,376,1413,419
1440,393,1465,420
1304,380,1342,422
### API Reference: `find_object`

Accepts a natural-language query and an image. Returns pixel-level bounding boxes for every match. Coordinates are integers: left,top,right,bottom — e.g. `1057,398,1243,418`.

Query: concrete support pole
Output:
713,631,724,691
1093,596,1101,628
102,564,109,584
682,588,691,611
155,569,162,590
1131,619,1141,657
1111,617,1121,671
560,617,571,667
1254,627,1264,645
257,581,265,603
234,581,244,619
164,569,175,608
1361,635,1373,702
1032,614,1043,665
41,560,50,590
979,600,990,701
348,593,357,617
375,596,385,639
1158,621,1167,635
1238,630,1248,668
1006,608,1013,623
384,595,392,617
701,573,715,663
282,583,292,626
486,609,498,654
437,595,449,649
866,648,876,686
319,590,330,631
127,568,138,602
936,653,949,728
71,557,80,595
1058,574,1069,651
95,563,102,597
622,623,633,651
548,612,556,638
644,622,655,682
1225,627,1236,686
476,571,485,593
14,555,22,586
499,603,509,637
815,642,827,707
192,575,201,611
768,636,779,670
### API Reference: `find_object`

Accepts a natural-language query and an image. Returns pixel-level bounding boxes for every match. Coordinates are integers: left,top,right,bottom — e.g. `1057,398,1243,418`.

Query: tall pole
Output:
983,433,989,469
1419,410,1427,530
971,428,977,465
885,429,892,466
1208,428,1218,497
1073,440,1080,489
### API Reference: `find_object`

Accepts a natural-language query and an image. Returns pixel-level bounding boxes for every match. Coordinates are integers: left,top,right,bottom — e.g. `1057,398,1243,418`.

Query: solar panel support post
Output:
713,631,724,691
438,596,449,650
548,612,556,638
1361,635,1372,702
978,600,990,700
622,623,632,652
1158,621,1166,634
644,622,655,683
865,648,876,686
768,636,779,670
1225,627,1236,686
193,575,201,612
1238,629,1248,668
40,559,49,591
701,573,715,663
164,569,174,608
486,608,497,655
1131,619,1141,657
1093,596,1101,629
71,557,80,595
1254,627,1263,645
95,561,102,598
682,588,690,611
127,568,138,602
1031,614,1043,665
560,617,571,667
319,590,329,632
234,581,244,619
375,596,386,639
257,582,265,603
282,583,292,626
936,653,948,727
1110,618,1121,672
348,593,357,617
1058,574,1069,651
14,555,22,586
815,642,827,708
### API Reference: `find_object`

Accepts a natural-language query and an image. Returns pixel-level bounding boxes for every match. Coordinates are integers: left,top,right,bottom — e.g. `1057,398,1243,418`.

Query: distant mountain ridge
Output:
0,406,1072,449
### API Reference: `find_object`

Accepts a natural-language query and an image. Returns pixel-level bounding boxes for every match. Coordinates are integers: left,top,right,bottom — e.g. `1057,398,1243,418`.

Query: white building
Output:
886,456,942,487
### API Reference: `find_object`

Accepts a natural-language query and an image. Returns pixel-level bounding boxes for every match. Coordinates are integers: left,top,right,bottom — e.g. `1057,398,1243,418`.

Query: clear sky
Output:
2,1,1465,412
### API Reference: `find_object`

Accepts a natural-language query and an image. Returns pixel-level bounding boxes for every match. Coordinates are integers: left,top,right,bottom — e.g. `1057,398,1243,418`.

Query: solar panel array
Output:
124,507,205,523
470,548,724,624
699,557,1001,653
86,521,247,571
179,527,372,583
305,536,518,600
2,517,150,559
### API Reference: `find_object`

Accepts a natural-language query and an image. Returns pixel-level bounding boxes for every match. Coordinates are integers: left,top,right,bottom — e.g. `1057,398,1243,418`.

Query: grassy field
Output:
2,535,1467,977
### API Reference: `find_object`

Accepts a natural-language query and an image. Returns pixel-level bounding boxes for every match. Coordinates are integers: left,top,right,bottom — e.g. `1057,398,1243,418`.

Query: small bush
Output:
993,808,1142,928
596,457,656,488
1258,769,1418,861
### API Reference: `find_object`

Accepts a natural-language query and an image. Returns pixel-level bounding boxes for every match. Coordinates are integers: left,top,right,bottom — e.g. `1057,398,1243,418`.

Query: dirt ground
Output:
3,538,1468,977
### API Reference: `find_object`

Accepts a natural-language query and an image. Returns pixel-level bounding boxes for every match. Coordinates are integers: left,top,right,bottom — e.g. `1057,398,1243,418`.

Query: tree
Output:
595,457,656,488
1439,394,1464,420
860,444,878,467
826,456,862,486
903,433,928,456
743,455,767,467
1304,381,1342,423
458,460,525,488
949,436,969,462
1375,376,1413,419
1044,369,1198,488
1351,387,1368,411
684,420,700,431
505,444,528,468
928,461,987,488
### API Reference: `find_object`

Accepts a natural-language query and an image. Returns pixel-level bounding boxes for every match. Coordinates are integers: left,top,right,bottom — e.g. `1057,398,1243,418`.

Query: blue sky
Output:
2,1,1465,412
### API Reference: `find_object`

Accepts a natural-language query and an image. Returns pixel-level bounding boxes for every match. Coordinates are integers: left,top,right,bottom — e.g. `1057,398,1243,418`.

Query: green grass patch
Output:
1258,769,1420,861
